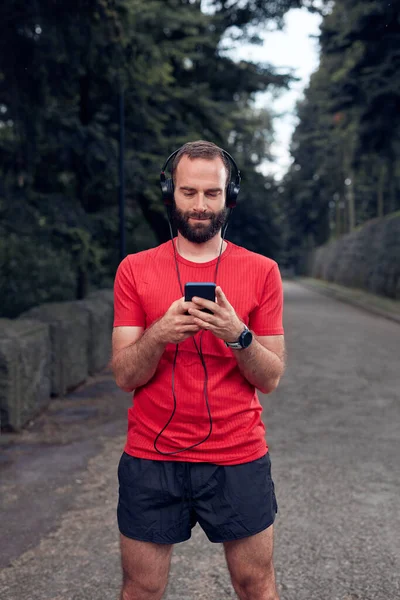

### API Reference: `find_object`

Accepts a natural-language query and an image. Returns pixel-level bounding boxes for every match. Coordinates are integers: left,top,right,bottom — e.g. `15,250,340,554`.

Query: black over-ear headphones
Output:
159,146,241,208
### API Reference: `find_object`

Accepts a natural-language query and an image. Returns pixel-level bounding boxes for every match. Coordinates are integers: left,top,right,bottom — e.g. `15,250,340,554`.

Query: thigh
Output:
120,533,173,592
223,526,276,587
118,452,194,544
193,452,278,543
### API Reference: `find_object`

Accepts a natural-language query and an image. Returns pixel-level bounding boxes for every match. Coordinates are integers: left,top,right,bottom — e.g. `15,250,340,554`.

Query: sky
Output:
228,7,323,180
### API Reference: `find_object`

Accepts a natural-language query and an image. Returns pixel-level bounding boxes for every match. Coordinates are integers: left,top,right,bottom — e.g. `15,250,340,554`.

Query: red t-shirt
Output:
113,239,284,465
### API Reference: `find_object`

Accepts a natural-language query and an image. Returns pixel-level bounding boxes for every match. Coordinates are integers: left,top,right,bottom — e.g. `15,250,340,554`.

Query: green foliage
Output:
0,0,314,317
0,232,77,318
311,213,400,299
281,0,400,273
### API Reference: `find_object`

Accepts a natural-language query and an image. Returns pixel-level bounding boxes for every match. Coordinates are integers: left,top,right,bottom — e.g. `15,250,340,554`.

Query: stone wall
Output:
76,298,113,375
310,214,400,299
0,290,114,431
0,319,51,430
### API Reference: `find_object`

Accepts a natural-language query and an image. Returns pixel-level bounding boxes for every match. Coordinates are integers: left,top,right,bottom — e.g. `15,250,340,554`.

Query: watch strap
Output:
225,325,250,349
225,340,243,349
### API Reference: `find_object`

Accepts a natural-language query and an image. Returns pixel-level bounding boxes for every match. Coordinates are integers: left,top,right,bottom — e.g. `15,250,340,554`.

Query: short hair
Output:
171,140,231,188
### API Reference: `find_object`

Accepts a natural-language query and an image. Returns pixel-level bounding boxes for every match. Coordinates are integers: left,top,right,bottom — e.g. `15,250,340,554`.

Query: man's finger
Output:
216,286,229,305
183,324,201,332
181,300,199,313
189,307,214,321
191,296,218,313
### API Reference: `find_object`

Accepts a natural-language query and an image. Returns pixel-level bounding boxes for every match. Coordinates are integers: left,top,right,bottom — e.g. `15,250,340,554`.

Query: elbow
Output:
119,382,135,393
112,363,135,393
262,363,285,394
259,376,281,395
115,374,135,393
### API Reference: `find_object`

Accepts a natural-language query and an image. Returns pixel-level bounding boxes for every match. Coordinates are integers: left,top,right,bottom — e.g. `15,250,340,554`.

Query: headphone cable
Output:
153,212,228,455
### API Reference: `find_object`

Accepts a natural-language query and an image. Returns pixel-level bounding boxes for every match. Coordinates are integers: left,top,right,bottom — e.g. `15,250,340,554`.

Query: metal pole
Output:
119,86,126,261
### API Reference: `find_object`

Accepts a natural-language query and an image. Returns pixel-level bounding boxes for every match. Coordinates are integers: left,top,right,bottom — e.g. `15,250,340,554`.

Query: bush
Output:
310,214,400,299
0,233,77,318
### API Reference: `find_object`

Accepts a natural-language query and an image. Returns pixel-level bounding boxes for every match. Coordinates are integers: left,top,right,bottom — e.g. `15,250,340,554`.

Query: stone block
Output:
19,302,89,396
75,298,113,375
0,319,51,431
87,289,114,307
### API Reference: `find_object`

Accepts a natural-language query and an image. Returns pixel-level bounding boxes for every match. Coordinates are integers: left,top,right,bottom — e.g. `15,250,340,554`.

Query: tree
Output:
0,0,320,316
281,0,400,272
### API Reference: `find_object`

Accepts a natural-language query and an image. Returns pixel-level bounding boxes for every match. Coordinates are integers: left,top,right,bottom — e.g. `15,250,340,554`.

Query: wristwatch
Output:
225,325,253,350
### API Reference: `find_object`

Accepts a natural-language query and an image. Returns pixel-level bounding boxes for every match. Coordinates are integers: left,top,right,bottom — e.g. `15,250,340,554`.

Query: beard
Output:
171,203,228,244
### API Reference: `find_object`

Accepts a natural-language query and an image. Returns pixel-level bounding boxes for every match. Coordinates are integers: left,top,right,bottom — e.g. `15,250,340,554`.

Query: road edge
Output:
294,277,400,326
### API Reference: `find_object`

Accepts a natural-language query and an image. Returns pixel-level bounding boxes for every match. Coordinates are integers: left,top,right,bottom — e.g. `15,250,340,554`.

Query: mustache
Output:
186,213,214,220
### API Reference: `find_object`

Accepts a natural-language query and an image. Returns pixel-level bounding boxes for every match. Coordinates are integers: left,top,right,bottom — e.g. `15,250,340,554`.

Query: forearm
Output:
232,335,284,394
112,321,167,392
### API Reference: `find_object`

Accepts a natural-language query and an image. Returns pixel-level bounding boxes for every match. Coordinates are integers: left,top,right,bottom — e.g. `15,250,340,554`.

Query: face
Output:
171,155,229,244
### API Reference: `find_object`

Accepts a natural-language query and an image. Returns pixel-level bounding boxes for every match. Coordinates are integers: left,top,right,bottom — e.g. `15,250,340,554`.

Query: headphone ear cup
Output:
161,178,175,206
226,181,239,208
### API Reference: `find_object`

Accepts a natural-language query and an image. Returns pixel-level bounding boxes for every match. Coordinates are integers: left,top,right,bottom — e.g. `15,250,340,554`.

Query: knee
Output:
231,573,278,600
121,575,167,600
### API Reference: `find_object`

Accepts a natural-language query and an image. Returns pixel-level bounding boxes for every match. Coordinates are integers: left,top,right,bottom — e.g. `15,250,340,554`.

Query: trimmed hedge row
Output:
310,214,400,299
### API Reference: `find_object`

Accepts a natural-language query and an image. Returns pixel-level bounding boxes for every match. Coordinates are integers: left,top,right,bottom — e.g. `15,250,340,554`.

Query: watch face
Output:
241,329,253,348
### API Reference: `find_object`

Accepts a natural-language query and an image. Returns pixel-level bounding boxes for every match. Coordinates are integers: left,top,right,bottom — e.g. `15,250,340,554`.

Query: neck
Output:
176,233,226,263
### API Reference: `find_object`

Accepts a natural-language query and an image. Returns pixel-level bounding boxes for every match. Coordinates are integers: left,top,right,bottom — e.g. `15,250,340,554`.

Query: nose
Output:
192,192,207,212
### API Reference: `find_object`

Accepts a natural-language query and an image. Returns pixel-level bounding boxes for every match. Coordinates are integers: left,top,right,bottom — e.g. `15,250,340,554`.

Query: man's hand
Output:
188,286,244,343
156,298,201,345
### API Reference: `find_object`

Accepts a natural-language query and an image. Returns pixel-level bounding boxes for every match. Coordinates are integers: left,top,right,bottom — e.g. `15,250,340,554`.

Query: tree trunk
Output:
387,156,397,214
136,193,171,244
336,196,341,237
347,171,355,231
76,266,88,300
377,162,386,218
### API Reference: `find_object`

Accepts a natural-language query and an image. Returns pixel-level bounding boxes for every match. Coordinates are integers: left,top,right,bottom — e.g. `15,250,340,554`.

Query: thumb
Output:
216,286,228,305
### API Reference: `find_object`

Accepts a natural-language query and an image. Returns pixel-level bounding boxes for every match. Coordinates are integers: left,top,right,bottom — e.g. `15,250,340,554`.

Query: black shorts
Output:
117,452,278,544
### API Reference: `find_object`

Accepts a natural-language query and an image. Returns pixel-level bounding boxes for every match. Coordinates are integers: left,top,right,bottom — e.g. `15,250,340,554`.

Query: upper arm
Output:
249,262,284,336
112,326,144,359
113,256,146,328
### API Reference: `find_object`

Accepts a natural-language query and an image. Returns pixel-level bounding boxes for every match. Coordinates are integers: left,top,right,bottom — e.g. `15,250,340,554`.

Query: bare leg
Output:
224,525,279,600
119,534,174,600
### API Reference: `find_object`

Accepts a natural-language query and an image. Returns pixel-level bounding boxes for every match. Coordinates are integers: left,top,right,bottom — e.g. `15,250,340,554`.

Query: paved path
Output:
1,281,399,600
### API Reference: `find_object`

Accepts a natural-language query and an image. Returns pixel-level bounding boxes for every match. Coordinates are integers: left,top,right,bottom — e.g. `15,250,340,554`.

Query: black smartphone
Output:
184,282,216,314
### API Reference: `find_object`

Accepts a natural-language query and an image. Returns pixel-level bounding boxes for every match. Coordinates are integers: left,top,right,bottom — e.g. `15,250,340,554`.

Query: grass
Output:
299,277,400,316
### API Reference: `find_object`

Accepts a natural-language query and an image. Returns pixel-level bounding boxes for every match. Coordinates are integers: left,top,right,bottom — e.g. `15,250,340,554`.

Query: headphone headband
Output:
160,146,241,208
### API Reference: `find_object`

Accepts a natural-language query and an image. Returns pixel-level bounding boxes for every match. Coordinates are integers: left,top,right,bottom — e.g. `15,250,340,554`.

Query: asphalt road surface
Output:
1,281,399,600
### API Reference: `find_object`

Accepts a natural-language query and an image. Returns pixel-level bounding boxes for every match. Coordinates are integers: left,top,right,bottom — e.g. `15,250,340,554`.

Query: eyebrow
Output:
179,186,223,192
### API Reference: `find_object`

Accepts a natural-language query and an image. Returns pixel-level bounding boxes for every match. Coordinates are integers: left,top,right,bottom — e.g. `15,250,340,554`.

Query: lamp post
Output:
118,85,126,261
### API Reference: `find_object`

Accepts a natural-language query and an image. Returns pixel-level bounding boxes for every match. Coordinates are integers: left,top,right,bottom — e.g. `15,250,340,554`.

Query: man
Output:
112,140,285,600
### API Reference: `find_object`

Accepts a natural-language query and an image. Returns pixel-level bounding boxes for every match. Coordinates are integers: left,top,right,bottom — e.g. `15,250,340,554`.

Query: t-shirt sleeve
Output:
249,262,284,336
113,256,146,327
